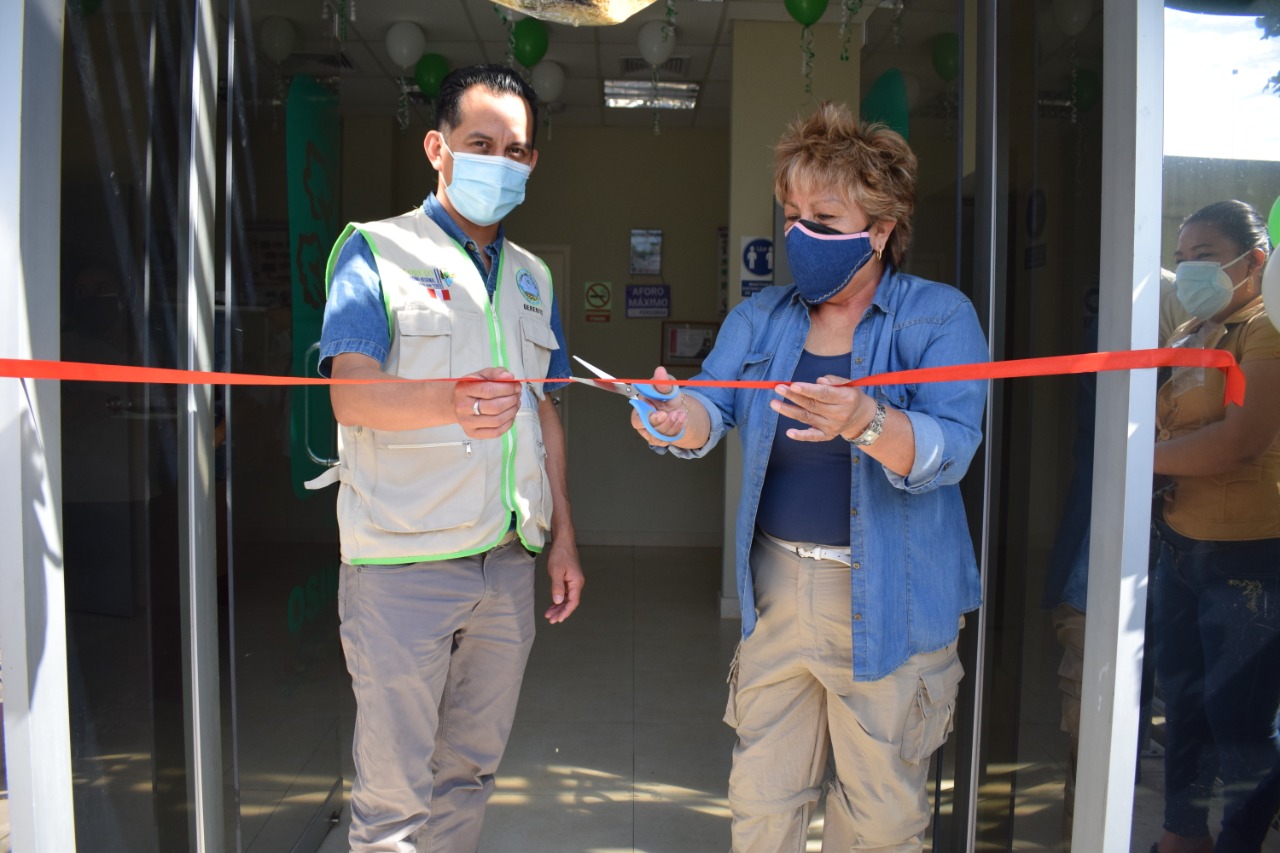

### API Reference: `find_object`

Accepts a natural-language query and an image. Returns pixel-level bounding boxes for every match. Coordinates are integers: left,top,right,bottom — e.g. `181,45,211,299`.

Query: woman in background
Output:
1151,199,1280,853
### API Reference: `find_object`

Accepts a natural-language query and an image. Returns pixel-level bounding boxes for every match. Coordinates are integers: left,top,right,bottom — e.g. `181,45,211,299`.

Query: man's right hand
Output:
456,367,521,439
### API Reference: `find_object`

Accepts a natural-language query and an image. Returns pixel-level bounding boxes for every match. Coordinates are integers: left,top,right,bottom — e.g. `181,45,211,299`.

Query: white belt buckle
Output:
796,544,851,566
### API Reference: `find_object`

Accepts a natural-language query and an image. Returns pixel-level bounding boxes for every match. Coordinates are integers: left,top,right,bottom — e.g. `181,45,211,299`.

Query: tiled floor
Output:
6,544,1277,852
318,544,745,853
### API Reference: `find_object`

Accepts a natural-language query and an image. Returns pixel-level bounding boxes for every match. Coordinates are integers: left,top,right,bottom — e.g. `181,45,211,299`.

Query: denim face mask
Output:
442,140,532,227
785,220,875,305
1174,248,1255,319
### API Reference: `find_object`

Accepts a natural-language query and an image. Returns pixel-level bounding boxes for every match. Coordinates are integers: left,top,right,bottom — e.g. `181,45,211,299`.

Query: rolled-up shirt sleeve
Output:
882,298,989,493
318,232,391,378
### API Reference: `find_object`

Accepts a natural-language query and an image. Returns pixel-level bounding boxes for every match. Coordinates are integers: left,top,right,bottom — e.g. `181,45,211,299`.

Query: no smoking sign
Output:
583,281,612,323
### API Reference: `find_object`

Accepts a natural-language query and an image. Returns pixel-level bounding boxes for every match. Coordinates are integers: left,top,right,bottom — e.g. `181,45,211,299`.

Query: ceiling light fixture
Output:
603,79,698,110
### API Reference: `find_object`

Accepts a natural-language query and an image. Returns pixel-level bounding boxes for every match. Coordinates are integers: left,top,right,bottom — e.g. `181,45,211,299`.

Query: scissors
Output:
570,355,687,442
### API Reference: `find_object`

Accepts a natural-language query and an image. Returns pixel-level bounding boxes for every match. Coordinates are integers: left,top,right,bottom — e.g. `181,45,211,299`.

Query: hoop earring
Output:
875,248,883,262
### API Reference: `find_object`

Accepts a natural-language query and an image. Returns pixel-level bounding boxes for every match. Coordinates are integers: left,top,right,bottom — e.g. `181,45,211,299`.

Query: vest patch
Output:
515,268,543,314
408,267,454,301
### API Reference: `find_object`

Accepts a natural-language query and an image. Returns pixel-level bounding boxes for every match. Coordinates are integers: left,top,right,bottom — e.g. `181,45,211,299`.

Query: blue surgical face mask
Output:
1174,247,1256,319
785,219,876,305
442,140,532,227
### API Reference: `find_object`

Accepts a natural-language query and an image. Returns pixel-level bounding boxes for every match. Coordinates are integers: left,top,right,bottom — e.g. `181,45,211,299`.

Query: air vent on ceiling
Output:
619,56,687,77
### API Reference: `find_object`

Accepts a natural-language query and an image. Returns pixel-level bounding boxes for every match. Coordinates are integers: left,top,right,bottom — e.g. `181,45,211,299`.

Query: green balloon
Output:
1073,68,1101,113
512,18,549,69
862,68,910,140
931,32,960,82
1269,195,1280,245
785,0,828,27
415,53,450,99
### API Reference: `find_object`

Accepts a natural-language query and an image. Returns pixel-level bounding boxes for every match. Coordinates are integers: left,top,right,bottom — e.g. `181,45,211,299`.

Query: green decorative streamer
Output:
338,0,348,42
494,5,516,66
839,0,863,62
801,25,815,95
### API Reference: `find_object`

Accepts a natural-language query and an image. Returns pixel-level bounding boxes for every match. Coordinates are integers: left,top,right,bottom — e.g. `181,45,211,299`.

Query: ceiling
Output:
248,0,1100,129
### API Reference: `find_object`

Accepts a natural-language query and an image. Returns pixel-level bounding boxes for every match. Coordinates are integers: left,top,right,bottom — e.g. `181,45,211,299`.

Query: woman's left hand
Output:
771,375,875,442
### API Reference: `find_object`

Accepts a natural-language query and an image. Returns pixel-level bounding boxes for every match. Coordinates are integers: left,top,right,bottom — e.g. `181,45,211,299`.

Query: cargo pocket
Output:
723,640,743,728
394,308,452,378
899,650,964,763
520,316,560,392
367,427,483,533
513,403,551,528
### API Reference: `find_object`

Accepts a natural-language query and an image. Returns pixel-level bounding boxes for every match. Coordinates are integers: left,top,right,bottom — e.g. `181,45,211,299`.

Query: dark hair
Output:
436,64,539,149
1181,199,1271,255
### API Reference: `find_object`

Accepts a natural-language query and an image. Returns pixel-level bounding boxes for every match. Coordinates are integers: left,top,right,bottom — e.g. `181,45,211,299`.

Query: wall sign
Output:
625,284,671,318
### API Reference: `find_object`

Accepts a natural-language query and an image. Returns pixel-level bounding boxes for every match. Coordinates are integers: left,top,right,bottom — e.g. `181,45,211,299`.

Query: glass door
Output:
60,2,202,848
58,1,346,848
968,0,1107,849
220,1,346,850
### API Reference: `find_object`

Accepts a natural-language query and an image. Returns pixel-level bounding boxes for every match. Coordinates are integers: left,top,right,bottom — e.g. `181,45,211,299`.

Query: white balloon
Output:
531,61,566,103
637,20,676,68
259,16,296,65
1262,250,1280,333
1052,0,1091,37
385,21,427,69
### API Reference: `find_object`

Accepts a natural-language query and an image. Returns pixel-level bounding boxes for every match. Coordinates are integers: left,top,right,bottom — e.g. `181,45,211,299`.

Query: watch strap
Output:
847,400,886,447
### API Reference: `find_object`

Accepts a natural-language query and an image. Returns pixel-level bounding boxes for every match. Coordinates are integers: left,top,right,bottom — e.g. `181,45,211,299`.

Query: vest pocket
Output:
367,429,484,533
520,316,559,391
395,308,452,378
513,407,552,530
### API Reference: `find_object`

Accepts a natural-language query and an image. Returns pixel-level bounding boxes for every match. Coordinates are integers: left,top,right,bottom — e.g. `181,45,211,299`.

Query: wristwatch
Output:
846,400,887,447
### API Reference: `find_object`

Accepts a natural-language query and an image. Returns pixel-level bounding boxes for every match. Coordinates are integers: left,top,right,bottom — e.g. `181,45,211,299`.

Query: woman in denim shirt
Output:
630,102,989,852
1151,200,1280,853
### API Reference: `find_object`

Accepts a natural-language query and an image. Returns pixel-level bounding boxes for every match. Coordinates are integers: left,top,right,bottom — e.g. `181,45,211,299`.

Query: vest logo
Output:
409,267,453,301
515,268,542,306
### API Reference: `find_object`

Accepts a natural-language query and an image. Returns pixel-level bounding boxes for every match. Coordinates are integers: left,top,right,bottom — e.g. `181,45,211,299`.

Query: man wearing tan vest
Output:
311,65,583,852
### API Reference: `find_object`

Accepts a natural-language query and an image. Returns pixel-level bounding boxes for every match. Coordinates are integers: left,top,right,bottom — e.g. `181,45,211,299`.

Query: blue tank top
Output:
755,350,853,546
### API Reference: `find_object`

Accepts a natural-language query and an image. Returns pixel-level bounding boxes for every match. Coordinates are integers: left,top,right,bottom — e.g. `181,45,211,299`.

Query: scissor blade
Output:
568,376,633,396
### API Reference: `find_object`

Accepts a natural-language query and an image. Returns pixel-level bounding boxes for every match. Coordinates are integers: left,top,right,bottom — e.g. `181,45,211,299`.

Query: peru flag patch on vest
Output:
408,267,453,301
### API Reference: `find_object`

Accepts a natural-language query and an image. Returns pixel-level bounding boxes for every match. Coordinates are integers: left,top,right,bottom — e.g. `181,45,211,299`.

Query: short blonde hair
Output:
773,102,918,267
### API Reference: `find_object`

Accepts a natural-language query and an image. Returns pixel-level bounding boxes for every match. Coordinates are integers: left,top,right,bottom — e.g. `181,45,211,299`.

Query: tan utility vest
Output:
308,208,559,564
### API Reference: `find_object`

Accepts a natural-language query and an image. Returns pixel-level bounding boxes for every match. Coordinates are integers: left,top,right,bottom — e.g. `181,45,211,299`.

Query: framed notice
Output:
661,321,719,368
629,229,663,276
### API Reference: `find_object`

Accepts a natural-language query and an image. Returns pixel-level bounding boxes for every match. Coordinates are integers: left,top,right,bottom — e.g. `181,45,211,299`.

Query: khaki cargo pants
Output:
725,533,964,853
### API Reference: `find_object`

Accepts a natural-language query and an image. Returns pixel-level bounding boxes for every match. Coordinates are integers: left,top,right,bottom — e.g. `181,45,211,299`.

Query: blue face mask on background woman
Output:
442,140,532,226
785,220,876,305
1173,247,1257,319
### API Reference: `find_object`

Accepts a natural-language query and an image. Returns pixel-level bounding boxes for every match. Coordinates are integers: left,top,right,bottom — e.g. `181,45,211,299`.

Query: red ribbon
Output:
0,347,1245,406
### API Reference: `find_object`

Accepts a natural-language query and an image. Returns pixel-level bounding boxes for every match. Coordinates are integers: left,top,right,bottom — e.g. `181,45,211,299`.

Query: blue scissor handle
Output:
631,381,680,401
629,396,687,443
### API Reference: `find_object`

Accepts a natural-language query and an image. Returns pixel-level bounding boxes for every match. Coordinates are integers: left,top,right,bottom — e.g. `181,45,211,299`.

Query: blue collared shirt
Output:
672,268,990,680
318,194,570,387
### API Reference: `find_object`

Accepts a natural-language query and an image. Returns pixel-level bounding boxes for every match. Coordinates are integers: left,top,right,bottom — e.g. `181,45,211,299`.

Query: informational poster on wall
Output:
740,235,772,298
625,284,671,318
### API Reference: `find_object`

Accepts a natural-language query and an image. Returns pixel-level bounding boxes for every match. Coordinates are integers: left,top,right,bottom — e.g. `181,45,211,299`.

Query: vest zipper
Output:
384,440,472,455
